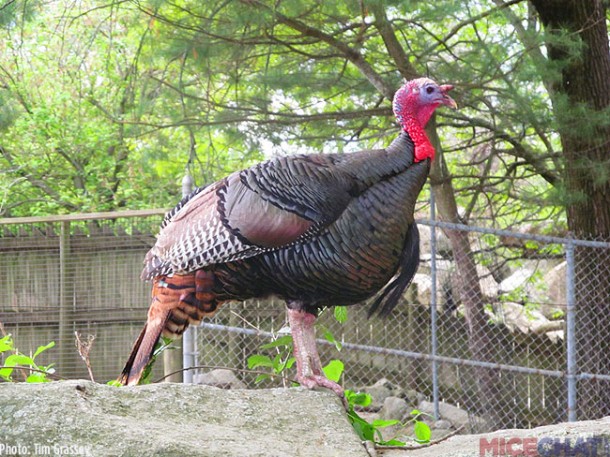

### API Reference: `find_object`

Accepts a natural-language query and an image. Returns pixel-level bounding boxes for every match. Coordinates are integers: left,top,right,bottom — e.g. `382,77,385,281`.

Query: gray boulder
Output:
193,368,247,389
418,400,487,433
380,396,410,422
0,380,368,457
360,378,404,411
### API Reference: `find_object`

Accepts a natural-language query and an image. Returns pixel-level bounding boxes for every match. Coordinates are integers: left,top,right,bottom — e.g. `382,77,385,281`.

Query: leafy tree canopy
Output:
0,0,606,235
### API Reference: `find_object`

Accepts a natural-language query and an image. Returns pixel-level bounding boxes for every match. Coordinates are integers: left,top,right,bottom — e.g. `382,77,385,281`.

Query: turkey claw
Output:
296,375,348,409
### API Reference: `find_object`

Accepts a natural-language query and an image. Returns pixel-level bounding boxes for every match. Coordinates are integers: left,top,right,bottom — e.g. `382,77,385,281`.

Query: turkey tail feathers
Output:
117,312,169,386
368,223,420,318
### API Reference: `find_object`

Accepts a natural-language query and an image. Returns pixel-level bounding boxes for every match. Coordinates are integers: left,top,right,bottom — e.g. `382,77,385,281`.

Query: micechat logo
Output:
479,436,610,456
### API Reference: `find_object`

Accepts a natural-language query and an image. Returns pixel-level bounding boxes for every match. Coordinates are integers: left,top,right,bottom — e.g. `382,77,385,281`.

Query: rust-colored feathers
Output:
118,271,220,386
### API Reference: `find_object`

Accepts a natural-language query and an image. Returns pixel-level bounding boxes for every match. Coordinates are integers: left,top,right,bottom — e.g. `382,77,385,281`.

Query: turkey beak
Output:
439,84,457,109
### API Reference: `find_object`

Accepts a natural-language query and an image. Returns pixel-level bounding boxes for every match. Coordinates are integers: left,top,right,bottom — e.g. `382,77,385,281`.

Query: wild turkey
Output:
119,78,456,395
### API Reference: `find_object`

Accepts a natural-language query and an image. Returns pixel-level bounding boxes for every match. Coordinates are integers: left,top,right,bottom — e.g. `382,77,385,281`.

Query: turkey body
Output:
147,132,428,322
119,76,455,392
120,131,428,387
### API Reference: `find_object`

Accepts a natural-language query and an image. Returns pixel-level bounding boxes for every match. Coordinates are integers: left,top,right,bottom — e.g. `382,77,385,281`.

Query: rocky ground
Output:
1,378,608,457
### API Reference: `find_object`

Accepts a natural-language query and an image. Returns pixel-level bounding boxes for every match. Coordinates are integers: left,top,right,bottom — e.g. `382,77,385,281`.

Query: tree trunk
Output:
529,0,610,419
428,120,515,430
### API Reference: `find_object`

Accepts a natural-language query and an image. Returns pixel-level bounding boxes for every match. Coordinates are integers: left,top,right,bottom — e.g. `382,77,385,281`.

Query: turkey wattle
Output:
119,78,456,396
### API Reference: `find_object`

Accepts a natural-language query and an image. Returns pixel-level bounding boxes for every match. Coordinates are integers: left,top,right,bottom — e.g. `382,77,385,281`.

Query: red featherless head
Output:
392,78,457,162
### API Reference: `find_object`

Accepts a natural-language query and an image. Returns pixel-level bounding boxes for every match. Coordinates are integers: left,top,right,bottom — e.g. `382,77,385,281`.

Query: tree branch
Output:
0,146,79,211
368,1,418,80
421,0,526,56
443,113,561,185
248,0,394,99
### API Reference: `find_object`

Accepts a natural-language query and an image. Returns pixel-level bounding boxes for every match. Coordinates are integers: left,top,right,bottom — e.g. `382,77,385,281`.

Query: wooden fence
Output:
0,210,164,381
0,210,566,429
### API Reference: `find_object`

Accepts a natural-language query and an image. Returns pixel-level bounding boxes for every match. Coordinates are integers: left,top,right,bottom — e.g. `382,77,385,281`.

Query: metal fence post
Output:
429,193,440,421
181,174,196,384
565,241,577,421
58,220,71,375
162,174,195,383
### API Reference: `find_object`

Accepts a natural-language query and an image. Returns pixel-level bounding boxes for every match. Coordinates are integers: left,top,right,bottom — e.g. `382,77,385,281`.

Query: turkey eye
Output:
426,86,435,94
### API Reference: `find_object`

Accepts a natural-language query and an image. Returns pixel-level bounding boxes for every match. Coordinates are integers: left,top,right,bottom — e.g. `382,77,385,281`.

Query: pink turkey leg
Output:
287,308,345,398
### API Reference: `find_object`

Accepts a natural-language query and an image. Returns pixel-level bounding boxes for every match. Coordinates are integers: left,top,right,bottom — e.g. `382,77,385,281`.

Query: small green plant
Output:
138,336,174,385
247,334,296,385
338,367,432,446
0,334,56,383
248,331,432,446
409,409,433,444
345,389,407,445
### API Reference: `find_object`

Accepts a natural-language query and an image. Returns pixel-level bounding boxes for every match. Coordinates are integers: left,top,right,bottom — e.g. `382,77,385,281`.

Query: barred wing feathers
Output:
142,155,355,280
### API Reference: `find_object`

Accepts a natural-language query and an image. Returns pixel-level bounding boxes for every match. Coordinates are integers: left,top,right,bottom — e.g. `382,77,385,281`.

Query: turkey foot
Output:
286,306,345,401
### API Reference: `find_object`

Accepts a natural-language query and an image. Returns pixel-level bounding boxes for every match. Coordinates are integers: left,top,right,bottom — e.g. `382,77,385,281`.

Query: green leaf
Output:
345,389,372,408
0,367,13,381
0,353,36,381
333,306,348,324
414,420,432,443
33,341,55,359
284,357,296,370
26,371,49,383
275,356,296,373
322,328,342,351
247,354,274,369
0,335,13,353
254,374,271,384
322,359,344,383
347,410,375,441
260,335,293,350
371,419,401,428
106,379,122,387
4,353,36,368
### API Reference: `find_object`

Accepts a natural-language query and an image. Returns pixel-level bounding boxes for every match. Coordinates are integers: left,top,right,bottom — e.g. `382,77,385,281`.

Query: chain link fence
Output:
1,209,609,433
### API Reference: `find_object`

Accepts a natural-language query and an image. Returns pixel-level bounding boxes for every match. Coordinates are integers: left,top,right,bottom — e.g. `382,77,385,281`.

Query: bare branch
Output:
368,2,418,80
247,0,394,99
421,0,527,56
75,331,96,383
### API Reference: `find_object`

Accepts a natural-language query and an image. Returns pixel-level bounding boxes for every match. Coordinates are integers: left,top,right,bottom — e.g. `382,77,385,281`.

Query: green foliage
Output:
342,373,431,446
137,336,174,385
248,316,431,447
247,335,296,384
344,384,411,446
0,0,597,230
321,327,343,351
322,359,344,382
333,306,348,324
0,335,55,383
410,410,433,443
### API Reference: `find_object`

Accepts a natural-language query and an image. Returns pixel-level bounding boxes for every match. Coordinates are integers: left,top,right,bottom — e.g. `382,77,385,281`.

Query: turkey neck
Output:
403,112,435,162
336,131,426,191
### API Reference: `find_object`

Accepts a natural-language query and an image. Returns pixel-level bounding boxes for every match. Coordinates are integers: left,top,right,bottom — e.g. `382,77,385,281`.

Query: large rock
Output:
0,380,368,457
532,261,567,319
193,368,247,389
359,378,404,411
380,396,410,422
418,400,469,428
